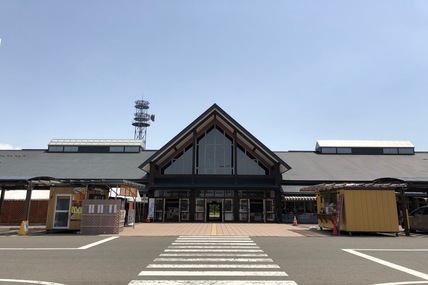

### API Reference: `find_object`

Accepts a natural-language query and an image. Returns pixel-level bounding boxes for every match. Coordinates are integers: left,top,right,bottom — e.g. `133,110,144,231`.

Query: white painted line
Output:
160,253,268,257
139,270,288,276
178,236,250,238
168,246,260,249
164,249,264,252
373,281,428,285
175,239,254,243
350,249,428,252
0,248,78,251
172,242,256,246
147,264,280,268
0,236,119,251
129,280,298,285
78,236,119,249
154,257,273,262
0,279,67,284
343,249,428,280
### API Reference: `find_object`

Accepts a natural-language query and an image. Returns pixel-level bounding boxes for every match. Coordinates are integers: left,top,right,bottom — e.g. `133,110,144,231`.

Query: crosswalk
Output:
128,236,297,285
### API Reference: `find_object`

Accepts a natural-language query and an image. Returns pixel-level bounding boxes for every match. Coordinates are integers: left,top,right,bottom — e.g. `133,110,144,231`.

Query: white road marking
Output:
78,236,119,249
373,281,428,285
174,240,253,243
139,271,288,276
0,236,119,251
154,257,273,262
172,242,257,246
160,253,268,257
178,236,250,238
147,264,280,268
347,249,428,252
168,245,260,248
129,280,297,285
0,279,67,284
343,249,428,280
164,249,263,252
0,248,78,251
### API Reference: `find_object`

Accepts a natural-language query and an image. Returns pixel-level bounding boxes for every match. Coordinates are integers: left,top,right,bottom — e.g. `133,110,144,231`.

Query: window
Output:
162,145,193,174
110,146,124,152
236,145,268,175
196,126,233,175
48,146,64,152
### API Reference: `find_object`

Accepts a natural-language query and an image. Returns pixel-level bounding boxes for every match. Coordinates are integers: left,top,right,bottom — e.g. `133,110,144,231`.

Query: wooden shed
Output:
302,183,406,235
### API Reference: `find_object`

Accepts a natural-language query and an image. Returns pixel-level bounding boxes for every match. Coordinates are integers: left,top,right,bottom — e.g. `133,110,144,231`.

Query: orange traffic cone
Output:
146,216,151,223
292,215,298,226
332,220,338,236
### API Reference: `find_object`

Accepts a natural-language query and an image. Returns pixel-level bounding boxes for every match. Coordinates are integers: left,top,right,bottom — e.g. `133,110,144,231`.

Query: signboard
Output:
336,194,344,232
120,185,138,198
148,198,155,220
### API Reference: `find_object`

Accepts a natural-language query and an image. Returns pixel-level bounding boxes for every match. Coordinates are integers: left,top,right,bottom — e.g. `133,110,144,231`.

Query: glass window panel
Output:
181,199,189,212
225,212,234,221
54,212,69,227
56,196,70,210
155,199,163,211
124,146,140,152
215,190,224,197
236,146,267,175
205,190,215,198
49,146,64,152
109,146,124,152
195,199,205,212
196,190,205,198
195,212,204,221
163,146,193,174
64,146,78,152
225,190,235,197
224,199,233,212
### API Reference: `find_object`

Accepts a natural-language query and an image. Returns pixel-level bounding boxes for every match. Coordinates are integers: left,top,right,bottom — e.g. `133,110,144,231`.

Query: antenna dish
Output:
150,114,156,122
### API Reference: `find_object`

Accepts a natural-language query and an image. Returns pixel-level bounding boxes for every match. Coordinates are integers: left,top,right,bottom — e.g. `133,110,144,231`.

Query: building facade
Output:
138,104,291,222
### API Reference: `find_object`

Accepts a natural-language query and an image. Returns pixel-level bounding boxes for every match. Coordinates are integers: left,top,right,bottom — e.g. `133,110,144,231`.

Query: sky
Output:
1,1,428,152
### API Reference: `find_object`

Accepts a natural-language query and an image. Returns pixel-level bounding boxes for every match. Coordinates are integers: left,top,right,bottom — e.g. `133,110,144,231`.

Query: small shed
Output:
302,183,406,235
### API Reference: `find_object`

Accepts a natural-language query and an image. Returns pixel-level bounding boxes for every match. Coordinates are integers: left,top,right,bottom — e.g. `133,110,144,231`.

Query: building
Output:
1,104,427,227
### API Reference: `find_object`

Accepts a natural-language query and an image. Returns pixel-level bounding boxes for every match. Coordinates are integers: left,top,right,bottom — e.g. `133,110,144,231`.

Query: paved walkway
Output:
119,223,321,237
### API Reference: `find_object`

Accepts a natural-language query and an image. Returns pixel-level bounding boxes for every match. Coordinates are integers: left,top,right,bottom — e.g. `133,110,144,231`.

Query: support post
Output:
0,187,5,222
400,187,410,236
23,182,33,222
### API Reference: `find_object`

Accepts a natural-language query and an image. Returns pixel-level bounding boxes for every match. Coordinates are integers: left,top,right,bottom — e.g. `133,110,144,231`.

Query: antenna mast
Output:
132,96,155,149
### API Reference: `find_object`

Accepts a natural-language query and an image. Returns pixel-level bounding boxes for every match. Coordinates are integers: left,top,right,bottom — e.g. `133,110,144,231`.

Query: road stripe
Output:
164,249,264,252
154,258,273,262
78,236,119,249
146,264,280,269
0,279,67,285
160,253,268,257
178,236,250,238
172,242,256,246
343,249,428,280
174,240,253,243
0,248,78,251
348,249,428,252
139,271,288,276
168,246,260,249
129,280,298,285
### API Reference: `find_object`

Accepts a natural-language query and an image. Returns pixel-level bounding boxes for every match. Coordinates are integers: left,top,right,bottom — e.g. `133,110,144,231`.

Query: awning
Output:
283,196,316,201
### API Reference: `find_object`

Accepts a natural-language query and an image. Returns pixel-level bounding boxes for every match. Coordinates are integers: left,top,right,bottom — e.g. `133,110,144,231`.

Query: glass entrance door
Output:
53,194,72,229
250,199,264,222
165,199,180,222
207,201,222,221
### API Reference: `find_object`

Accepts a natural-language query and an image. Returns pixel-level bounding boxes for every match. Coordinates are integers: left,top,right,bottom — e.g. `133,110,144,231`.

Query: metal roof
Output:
277,151,428,182
316,140,414,149
0,149,155,181
49,139,143,146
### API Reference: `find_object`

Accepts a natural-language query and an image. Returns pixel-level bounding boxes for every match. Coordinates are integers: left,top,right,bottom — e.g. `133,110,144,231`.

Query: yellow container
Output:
18,220,29,235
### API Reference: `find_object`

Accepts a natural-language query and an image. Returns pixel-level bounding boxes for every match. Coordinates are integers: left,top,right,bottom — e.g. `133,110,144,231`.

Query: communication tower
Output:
132,98,155,149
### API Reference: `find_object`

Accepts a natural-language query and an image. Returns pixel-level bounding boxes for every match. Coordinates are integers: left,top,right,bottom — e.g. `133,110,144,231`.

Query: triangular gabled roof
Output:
139,103,291,173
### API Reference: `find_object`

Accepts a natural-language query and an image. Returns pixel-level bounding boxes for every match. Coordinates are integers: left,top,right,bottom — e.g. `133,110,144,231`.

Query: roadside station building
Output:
1,104,427,228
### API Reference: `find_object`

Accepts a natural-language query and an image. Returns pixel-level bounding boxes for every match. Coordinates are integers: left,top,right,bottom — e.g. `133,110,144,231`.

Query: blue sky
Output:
1,1,427,151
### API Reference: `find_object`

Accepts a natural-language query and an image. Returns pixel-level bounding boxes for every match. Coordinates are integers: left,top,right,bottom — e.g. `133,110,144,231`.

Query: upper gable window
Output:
161,145,193,174
236,144,269,175
196,126,233,174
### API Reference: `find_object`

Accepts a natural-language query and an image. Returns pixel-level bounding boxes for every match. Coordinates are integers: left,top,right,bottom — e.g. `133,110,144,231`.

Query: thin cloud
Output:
0,143,21,150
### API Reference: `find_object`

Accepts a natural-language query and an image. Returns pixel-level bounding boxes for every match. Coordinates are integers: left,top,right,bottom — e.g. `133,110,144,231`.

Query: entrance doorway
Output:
250,199,264,222
53,194,72,229
207,201,222,222
165,199,180,222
